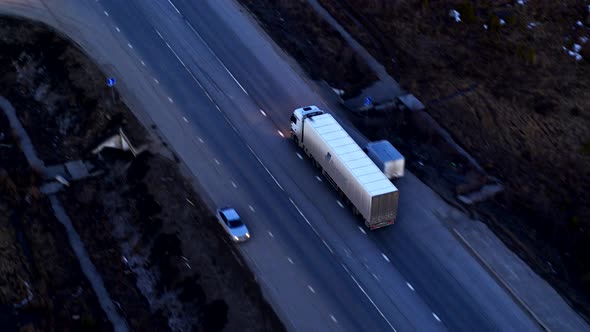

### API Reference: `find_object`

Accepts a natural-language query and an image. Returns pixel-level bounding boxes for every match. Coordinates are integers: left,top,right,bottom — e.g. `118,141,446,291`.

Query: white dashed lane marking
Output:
167,0,181,14
128,43,133,49
260,109,267,116
432,313,441,322
277,130,284,138
249,205,255,212
115,26,120,32
287,257,294,264
315,176,322,182
382,253,390,262
358,226,366,235
297,153,303,160
330,315,338,323
168,97,173,103
153,78,159,84
307,285,315,294
182,117,188,123
267,231,274,238
231,181,237,188
337,200,344,208
406,282,415,291
214,159,220,165
104,10,109,16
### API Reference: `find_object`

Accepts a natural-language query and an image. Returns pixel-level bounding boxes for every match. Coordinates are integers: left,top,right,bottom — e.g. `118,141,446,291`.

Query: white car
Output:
216,207,250,242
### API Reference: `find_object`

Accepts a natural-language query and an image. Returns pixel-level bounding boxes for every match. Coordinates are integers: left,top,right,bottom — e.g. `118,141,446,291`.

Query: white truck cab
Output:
290,105,324,148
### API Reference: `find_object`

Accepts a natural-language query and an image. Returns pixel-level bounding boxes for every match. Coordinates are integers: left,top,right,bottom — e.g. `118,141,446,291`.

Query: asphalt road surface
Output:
2,0,544,331
89,0,543,331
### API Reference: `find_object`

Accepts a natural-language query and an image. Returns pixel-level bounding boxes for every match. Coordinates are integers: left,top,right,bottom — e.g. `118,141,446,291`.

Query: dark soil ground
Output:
0,15,284,332
239,0,378,98
237,0,590,321
1,109,111,332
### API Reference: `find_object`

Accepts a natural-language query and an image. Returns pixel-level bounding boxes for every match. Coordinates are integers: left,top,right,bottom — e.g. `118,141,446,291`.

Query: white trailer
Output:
290,106,398,229
366,140,405,179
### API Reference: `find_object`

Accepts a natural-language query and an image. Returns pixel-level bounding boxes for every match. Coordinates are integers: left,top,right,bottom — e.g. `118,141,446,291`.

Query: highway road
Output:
1,0,543,331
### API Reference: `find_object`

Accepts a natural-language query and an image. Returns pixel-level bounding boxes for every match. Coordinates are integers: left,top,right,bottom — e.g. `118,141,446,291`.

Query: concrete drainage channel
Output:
1,95,130,332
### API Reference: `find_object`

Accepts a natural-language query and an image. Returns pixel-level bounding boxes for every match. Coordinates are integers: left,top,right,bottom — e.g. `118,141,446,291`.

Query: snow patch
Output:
449,9,461,23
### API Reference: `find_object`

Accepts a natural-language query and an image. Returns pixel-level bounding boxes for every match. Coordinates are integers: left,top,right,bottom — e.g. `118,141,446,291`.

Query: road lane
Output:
155,0,542,331
97,0,417,330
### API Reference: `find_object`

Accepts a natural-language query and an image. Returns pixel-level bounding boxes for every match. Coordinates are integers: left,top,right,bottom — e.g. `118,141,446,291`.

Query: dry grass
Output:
318,0,590,316
239,0,378,97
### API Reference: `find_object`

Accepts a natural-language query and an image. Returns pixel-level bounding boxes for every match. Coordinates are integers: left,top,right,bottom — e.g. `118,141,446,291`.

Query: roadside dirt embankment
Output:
0,15,285,332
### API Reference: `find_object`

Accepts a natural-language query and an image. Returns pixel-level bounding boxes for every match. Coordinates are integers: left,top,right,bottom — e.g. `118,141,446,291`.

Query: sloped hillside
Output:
317,0,590,318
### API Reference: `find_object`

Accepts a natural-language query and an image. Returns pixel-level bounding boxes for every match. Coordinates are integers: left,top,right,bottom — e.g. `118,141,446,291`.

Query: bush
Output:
581,139,590,155
457,2,476,24
517,45,537,65
489,14,501,33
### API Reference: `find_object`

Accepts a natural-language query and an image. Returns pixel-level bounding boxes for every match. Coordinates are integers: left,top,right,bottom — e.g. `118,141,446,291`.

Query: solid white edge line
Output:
322,240,334,254
340,264,397,331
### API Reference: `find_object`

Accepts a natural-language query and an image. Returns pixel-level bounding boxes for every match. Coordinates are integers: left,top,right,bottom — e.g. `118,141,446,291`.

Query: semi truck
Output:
289,106,399,229
365,140,405,179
